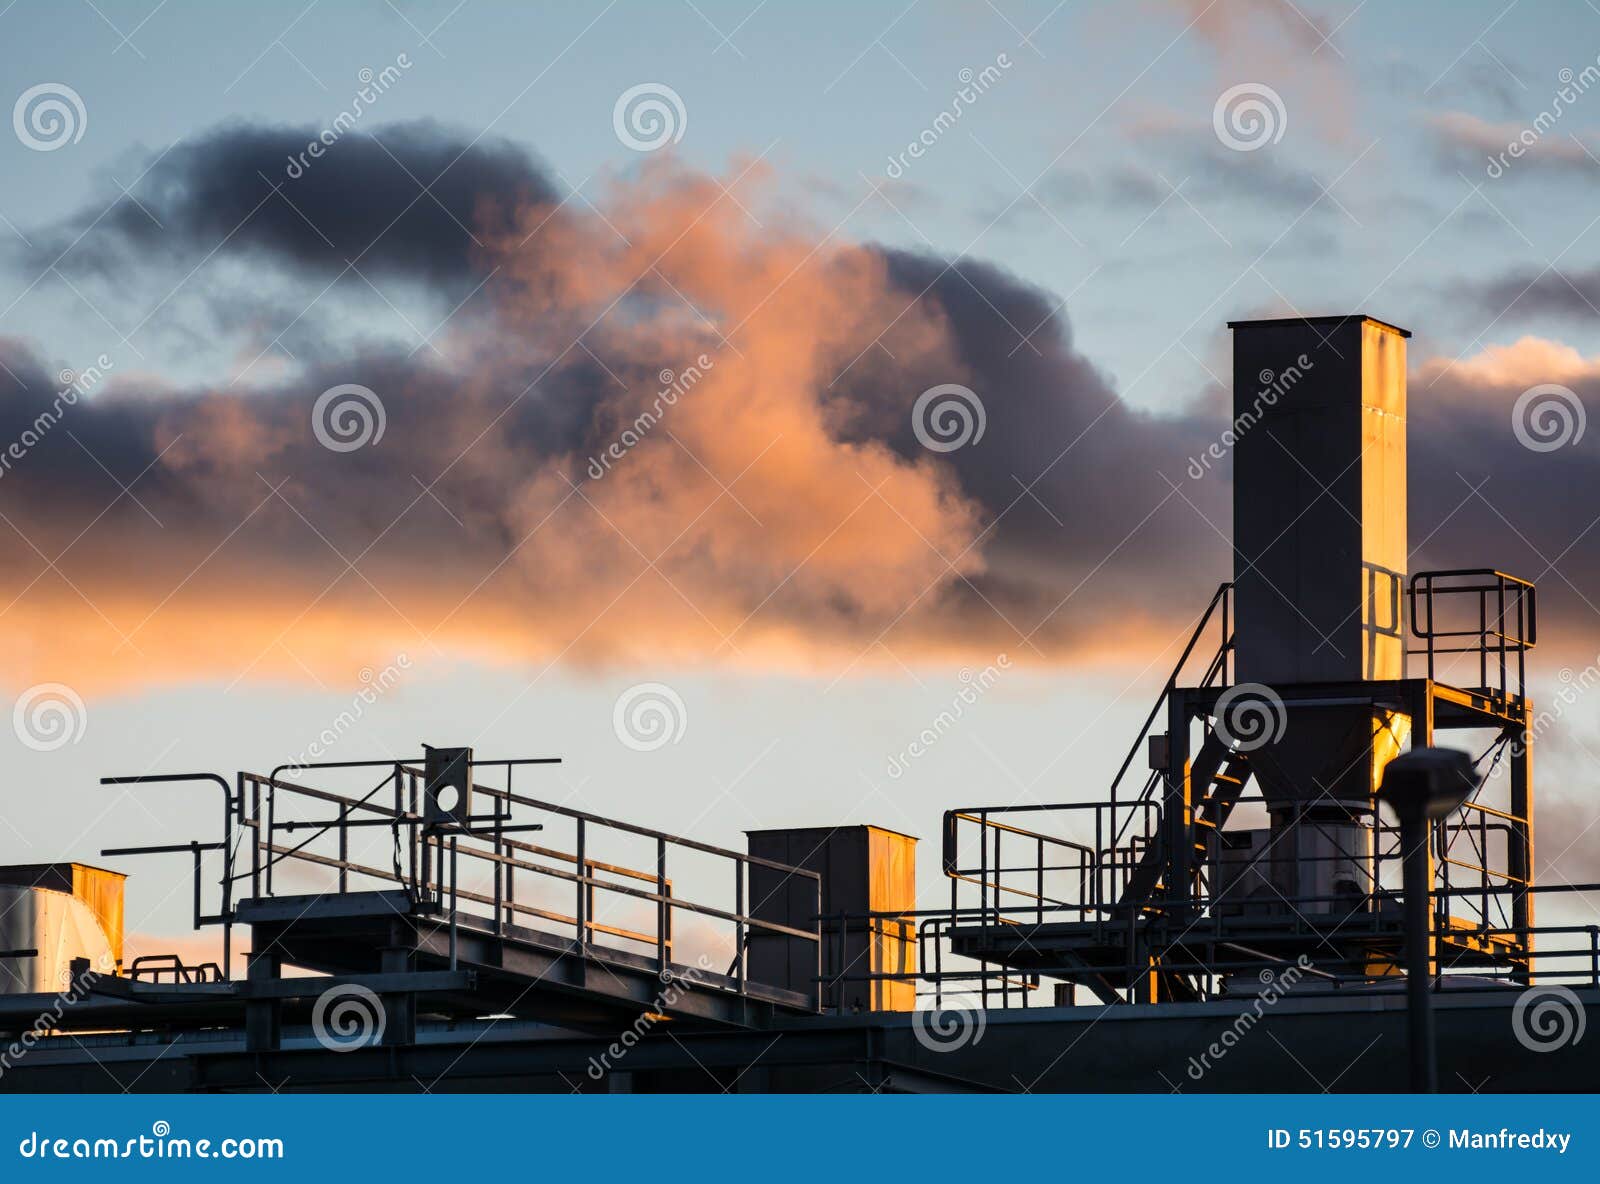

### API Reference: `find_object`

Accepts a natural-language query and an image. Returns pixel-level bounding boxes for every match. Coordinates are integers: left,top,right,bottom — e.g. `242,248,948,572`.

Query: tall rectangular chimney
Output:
1227,315,1409,686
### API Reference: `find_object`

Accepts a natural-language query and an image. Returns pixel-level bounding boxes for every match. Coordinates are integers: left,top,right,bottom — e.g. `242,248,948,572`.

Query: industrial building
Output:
1,314,1593,1092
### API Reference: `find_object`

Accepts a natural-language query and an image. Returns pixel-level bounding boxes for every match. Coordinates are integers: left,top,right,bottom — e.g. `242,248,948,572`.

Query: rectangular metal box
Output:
746,825,917,1012
1228,315,1409,686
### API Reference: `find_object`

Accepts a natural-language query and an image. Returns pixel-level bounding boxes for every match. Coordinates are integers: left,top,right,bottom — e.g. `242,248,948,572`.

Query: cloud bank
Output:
0,122,1594,693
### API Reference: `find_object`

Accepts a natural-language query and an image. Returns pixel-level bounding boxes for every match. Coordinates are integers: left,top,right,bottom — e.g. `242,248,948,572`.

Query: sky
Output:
2,0,1600,965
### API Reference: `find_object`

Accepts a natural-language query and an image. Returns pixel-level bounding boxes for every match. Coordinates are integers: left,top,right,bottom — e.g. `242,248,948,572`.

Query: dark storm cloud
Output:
859,251,1230,624
2,120,1596,689
23,120,558,295
1407,343,1600,657
1470,264,1600,323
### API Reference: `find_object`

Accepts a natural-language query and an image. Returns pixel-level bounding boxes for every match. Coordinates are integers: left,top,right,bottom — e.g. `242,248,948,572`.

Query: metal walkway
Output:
88,752,824,1049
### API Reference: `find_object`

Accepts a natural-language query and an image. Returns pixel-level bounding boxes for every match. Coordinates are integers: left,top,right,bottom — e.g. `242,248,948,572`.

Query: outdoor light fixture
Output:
1379,747,1478,822
1377,746,1480,1094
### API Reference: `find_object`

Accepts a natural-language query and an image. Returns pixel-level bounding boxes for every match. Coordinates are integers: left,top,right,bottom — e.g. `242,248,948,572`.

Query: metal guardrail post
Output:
449,836,459,972
575,819,587,951
734,860,746,995
655,837,667,976
814,879,823,1013
338,804,349,894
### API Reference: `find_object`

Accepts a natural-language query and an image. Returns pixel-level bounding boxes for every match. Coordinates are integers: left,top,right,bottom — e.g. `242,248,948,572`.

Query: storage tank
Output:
0,863,123,993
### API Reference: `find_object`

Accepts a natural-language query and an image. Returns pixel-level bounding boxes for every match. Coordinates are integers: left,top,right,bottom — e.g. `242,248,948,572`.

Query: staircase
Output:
1106,582,1246,910
1118,734,1253,908
940,582,1245,1004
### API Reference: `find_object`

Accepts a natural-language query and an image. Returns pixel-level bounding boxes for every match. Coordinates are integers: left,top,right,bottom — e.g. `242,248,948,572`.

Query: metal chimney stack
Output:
1226,315,1412,910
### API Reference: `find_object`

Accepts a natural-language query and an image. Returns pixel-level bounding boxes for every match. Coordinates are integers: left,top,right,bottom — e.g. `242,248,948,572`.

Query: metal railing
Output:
936,787,1530,1001
826,879,1600,1010
1110,581,1233,823
942,582,1233,927
943,800,1160,926
1409,568,1536,702
124,954,224,984
102,756,824,1009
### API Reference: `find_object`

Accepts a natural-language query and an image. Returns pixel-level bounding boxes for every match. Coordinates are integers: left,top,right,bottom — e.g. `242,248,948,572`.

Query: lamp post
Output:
1376,747,1479,1093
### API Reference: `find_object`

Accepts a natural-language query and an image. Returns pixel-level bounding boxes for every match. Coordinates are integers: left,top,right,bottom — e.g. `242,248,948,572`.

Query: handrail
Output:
240,761,821,1008
103,756,826,1009
1408,568,1536,700
1108,581,1233,813
939,583,1234,934
826,880,1600,1008
100,772,238,978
